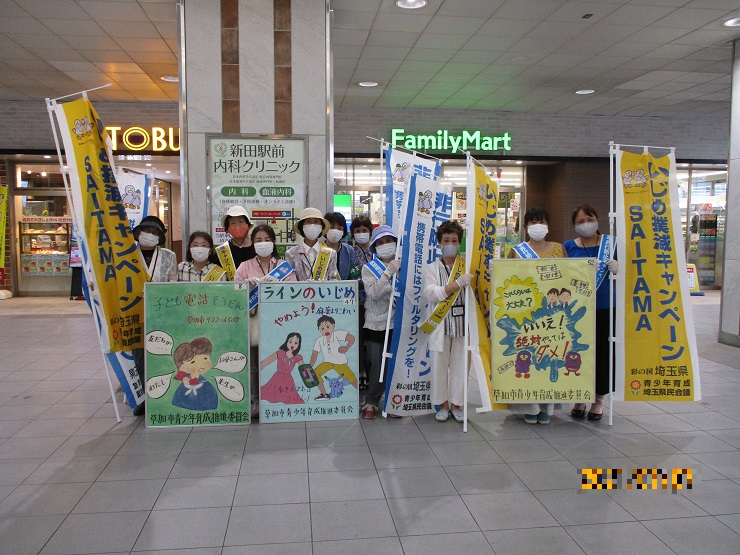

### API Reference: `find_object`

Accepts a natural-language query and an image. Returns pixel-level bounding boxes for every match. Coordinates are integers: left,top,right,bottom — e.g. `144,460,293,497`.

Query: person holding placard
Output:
423,220,473,423
564,203,618,421
507,207,567,424
234,224,297,418
285,207,338,281
177,231,227,282
360,225,400,419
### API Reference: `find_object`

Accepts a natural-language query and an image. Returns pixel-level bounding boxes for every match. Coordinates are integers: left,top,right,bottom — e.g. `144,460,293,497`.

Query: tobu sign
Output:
105,126,180,152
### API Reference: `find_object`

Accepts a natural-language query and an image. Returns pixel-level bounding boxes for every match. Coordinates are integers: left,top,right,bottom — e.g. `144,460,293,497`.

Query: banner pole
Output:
46,97,122,422
608,142,616,426
462,153,475,432
379,140,386,225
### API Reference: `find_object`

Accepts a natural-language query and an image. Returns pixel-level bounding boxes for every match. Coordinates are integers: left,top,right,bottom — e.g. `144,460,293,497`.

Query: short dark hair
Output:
560,288,571,296
571,203,598,225
185,231,217,263
523,207,550,226
324,212,347,238
317,315,335,328
251,224,280,259
350,215,373,235
548,288,559,296
436,220,464,243
173,337,213,367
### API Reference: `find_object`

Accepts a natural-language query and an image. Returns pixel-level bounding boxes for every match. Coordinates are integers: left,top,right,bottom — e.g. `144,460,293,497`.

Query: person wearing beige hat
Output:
216,205,255,280
285,207,338,281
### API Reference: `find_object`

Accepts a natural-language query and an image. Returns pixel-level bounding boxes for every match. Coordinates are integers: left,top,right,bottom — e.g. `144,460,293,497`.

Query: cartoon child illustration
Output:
633,168,647,184
310,315,357,400
515,350,532,379
559,288,571,308
546,288,559,309
260,332,305,405
418,190,433,214
623,170,633,185
564,351,582,376
171,337,218,411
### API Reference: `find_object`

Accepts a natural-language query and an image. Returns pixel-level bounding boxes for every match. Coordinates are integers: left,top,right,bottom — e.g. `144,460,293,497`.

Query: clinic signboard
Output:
207,134,307,245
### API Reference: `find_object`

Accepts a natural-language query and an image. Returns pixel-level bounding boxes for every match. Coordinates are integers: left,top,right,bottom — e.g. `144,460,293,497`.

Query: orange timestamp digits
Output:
581,468,692,493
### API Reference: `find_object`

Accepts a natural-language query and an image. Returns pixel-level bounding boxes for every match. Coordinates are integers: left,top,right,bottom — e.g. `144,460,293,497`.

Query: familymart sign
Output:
391,128,511,153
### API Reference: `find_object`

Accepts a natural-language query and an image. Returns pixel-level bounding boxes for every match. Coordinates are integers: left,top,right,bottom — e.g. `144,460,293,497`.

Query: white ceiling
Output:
0,0,738,118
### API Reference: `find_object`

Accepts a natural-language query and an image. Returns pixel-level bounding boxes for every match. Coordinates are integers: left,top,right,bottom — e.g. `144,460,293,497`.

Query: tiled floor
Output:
0,292,738,554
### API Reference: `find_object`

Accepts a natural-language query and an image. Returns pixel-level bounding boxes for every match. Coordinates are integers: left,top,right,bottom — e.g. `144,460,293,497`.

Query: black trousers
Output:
364,328,393,408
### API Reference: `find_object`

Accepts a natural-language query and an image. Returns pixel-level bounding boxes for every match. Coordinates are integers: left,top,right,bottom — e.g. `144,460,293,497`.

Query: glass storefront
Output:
677,163,726,287
334,158,524,257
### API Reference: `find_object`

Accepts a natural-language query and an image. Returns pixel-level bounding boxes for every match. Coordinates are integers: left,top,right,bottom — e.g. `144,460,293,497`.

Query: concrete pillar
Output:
180,0,330,238
719,40,740,348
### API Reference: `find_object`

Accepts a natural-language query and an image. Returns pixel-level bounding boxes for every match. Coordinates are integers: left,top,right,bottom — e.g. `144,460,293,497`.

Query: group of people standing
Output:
130,201,616,427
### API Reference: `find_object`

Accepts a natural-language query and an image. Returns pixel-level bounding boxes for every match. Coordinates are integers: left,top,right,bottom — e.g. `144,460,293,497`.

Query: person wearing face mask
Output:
360,225,401,419
285,207,338,281
507,207,567,424
216,206,255,280
422,220,474,423
131,215,177,416
323,212,356,281
177,231,226,282
350,215,375,390
234,224,298,418
564,203,618,421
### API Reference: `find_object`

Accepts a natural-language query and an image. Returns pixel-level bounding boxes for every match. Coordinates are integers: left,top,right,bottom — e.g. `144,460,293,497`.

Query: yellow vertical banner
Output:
615,148,700,401
0,182,8,283
54,98,148,352
467,162,507,411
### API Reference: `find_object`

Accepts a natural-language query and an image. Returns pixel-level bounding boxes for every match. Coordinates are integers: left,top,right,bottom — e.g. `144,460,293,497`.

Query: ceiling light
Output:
160,76,179,82
26,170,31,174
41,172,47,177
575,89,595,95
515,161,523,165
43,155,51,159
367,158,374,162
723,17,740,27
358,81,378,87
165,170,171,174
396,0,427,9
146,163,152,166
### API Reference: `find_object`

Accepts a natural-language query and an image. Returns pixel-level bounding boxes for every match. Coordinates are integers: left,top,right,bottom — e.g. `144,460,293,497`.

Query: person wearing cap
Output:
133,215,177,283
422,220,474,424
360,225,401,419
285,207,338,281
131,215,177,416
216,205,255,280
323,212,356,280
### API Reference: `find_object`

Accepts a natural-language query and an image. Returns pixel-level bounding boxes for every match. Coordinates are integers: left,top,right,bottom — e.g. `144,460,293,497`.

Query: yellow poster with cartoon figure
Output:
615,147,700,401
490,258,596,405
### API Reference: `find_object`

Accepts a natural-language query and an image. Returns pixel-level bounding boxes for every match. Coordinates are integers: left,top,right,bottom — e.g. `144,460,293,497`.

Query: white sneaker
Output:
435,409,450,422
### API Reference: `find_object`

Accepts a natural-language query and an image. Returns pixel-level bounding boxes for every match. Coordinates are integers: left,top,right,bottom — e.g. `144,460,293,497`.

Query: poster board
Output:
144,282,250,427
490,258,596,405
258,280,359,422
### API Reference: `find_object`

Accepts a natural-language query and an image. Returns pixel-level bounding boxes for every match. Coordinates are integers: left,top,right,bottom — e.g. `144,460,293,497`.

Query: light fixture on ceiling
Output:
515,161,523,165
160,76,179,83
396,0,427,9
358,81,378,87
43,155,51,159
165,170,171,174
26,170,31,174
723,17,740,27
146,163,152,167
41,172,47,177
575,89,595,95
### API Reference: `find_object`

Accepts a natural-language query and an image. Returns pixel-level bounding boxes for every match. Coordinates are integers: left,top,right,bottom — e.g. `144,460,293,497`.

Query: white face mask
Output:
138,231,160,248
575,221,598,238
254,241,274,257
326,229,344,244
302,224,323,241
190,247,210,263
354,232,370,245
527,223,548,241
441,244,459,258
375,243,396,260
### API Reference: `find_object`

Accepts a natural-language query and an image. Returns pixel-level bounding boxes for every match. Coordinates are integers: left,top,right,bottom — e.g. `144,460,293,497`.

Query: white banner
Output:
384,146,440,233
382,174,452,416
116,169,151,230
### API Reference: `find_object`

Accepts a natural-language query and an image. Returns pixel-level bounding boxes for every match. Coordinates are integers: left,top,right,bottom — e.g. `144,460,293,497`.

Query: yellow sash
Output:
215,242,237,280
420,256,466,334
312,245,333,280
203,264,226,282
